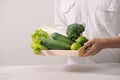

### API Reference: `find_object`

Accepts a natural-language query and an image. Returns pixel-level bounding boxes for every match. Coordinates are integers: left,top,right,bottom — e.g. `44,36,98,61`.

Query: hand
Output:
79,38,105,57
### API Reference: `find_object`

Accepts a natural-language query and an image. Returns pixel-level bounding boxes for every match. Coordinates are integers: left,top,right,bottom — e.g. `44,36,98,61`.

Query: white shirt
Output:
55,0,120,64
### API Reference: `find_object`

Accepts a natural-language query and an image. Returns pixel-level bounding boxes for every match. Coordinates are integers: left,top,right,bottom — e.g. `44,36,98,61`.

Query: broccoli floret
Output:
66,23,85,40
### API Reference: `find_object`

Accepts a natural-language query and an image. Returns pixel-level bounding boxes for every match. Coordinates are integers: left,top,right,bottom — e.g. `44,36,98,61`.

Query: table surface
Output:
0,63,120,80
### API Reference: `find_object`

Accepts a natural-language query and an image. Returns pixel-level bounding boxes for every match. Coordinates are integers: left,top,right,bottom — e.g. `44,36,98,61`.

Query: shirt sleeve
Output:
54,0,67,29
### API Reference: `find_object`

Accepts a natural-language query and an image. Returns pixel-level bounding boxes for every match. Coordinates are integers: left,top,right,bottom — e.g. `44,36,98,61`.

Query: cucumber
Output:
41,39,71,50
52,32,73,44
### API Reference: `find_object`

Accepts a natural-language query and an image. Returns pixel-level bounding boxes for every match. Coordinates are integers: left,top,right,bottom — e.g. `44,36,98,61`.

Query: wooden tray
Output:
41,50,79,56
41,45,90,56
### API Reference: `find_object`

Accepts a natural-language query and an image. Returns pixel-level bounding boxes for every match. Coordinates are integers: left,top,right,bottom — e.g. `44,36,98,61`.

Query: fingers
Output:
80,44,97,57
83,50,96,57
78,44,92,56
79,39,98,57
84,40,95,46
78,45,87,56
82,48,96,57
79,39,104,57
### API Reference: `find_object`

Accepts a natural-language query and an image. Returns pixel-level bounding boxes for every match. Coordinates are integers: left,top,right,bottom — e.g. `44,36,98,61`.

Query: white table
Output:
0,63,120,80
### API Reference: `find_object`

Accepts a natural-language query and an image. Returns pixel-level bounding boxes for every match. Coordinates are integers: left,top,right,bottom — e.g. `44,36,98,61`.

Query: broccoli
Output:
66,23,85,41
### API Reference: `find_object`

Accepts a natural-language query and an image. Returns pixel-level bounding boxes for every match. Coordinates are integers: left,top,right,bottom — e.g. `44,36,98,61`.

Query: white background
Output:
0,0,68,65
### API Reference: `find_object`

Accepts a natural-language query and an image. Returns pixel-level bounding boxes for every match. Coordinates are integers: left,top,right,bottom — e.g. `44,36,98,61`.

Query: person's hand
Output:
79,38,105,57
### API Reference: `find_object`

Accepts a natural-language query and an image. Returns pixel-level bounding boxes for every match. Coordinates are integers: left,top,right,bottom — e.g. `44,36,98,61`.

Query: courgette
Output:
52,32,73,44
41,39,71,50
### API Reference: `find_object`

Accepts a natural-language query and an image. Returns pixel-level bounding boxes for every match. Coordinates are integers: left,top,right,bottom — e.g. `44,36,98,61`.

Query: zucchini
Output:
41,39,71,50
52,32,73,44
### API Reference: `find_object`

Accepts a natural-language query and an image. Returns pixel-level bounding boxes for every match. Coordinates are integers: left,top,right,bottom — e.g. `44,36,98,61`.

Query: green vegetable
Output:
52,32,73,44
66,23,85,40
71,42,82,50
41,39,71,50
31,41,47,54
75,36,88,46
30,29,49,55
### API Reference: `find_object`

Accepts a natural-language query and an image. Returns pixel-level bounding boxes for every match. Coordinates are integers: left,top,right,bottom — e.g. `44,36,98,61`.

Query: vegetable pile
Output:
30,23,88,55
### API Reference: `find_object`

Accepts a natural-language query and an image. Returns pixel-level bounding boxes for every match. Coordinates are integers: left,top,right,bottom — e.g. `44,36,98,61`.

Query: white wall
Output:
0,0,68,65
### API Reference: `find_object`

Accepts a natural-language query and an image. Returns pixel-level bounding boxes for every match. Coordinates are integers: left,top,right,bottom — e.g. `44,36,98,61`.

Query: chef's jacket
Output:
55,0,120,64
